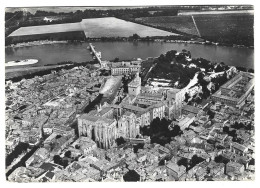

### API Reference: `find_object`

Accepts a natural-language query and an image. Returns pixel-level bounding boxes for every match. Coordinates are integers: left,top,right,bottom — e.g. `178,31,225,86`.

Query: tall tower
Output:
128,73,141,96
167,88,183,119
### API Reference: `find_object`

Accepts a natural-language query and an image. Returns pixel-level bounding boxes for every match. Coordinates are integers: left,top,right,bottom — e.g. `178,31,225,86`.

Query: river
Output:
5,41,254,69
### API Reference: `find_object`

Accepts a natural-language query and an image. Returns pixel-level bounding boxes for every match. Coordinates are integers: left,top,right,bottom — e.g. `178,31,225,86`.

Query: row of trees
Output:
6,7,180,24
13,5,248,24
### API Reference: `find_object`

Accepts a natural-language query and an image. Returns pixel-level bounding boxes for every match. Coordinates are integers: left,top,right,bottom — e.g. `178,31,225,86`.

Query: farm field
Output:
136,13,254,46
194,13,254,46
9,17,177,38
9,22,82,36
135,16,199,36
80,17,177,37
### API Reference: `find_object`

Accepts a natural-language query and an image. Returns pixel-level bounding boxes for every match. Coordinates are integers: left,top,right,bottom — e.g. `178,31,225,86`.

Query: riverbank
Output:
5,41,254,70
5,40,68,48
6,37,254,50
162,39,254,49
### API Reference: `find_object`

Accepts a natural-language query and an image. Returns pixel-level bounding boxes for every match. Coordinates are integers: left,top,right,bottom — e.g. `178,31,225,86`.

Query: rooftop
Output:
232,142,248,152
79,114,115,126
227,161,244,169
182,105,200,114
98,107,113,116
121,103,145,113
166,162,186,176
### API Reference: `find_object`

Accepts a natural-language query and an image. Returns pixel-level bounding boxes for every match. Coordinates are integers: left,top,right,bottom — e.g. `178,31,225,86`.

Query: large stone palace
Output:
78,72,184,149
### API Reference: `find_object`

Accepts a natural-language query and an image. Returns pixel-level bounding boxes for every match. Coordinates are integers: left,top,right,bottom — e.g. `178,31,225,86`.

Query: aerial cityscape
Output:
5,5,255,182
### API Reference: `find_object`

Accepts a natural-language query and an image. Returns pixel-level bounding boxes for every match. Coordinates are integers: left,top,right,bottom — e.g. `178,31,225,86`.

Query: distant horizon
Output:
6,5,253,14
5,6,163,14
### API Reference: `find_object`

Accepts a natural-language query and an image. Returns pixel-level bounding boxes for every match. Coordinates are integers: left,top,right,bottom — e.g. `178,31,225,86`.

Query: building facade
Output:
78,114,117,149
212,72,254,108
117,112,140,138
110,61,141,76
